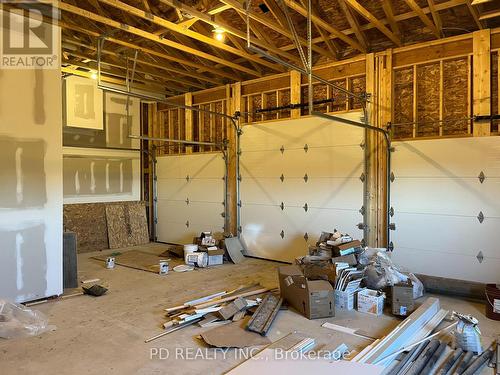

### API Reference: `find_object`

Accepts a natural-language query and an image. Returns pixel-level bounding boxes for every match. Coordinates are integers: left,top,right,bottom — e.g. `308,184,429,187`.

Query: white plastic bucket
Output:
184,244,198,260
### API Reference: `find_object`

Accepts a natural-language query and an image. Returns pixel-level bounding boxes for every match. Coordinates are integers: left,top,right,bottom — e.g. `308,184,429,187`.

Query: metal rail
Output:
312,111,392,249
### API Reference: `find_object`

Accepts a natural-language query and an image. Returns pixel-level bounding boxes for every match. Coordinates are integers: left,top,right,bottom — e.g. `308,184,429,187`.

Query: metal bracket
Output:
238,175,242,182
237,149,242,156
359,173,365,182
304,232,309,241
303,203,308,212
390,172,395,182
304,144,309,153
186,175,190,182
388,241,394,251
389,223,396,230
303,173,308,183
280,145,285,154
360,142,365,149
185,220,190,228
220,212,225,218
280,202,284,210
477,211,484,223
478,171,485,184
357,223,365,230
389,207,394,217
238,200,242,207
476,251,484,263
238,226,242,233
280,174,285,182
280,230,285,239
185,198,189,205
359,206,365,215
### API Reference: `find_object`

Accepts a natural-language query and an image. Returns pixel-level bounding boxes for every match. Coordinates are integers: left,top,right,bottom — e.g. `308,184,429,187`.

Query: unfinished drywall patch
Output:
0,224,47,302
34,69,46,125
104,92,140,149
63,203,109,253
0,136,47,208
64,75,104,130
63,147,140,204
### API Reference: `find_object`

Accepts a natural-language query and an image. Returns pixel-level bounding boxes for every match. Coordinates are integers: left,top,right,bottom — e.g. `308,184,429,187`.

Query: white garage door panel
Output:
392,213,499,258
392,179,500,217
392,137,500,283
392,247,500,283
156,153,225,244
241,112,364,261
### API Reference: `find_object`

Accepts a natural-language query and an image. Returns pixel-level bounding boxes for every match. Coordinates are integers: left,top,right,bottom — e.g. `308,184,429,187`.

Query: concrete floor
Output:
1,243,499,375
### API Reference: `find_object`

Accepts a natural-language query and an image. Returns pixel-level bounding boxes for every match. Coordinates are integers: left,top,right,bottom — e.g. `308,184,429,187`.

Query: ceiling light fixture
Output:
90,71,98,80
213,27,225,42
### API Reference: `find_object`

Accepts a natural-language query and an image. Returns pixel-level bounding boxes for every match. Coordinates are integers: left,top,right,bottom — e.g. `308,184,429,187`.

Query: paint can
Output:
106,257,115,269
185,252,208,268
159,260,169,275
183,244,198,262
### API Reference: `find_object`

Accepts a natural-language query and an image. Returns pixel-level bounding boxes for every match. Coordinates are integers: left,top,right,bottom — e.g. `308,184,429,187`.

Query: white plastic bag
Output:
0,299,54,339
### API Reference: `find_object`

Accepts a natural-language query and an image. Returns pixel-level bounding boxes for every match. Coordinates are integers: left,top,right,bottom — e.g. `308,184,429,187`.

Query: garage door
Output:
240,112,365,262
156,153,226,244
391,137,500,283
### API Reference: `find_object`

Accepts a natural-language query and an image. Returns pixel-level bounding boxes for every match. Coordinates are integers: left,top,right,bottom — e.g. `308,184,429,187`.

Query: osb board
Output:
92,249,184,273
416,63,440,137
443,58,469,136
393,68,414,139
492,53,499,133
349,76,366,110
105,202,149,249
63,203,108,253
330,79,347,113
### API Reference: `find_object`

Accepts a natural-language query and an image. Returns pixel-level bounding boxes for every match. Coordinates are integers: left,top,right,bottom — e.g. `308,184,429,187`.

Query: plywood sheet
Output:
156,153,225,244
105,202,149,249
92,249,183,273
240,113,364,262
391,137,500,283
63,203,109,253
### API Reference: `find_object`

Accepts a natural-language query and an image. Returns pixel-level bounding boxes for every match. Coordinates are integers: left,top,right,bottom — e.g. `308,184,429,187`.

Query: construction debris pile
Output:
146,284,281,346
292,231,423,318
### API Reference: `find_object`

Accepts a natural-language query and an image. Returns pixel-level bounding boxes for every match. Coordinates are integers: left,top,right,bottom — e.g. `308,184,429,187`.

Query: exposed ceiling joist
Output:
159,0,302,64
58,1,263,78
344,0,402,46
466,0,485,28
404,0,440,38
337,0,369,51
426,0,443,37
60,21,228,83
381,0,401,38
217,0,332,57
94,0,282,74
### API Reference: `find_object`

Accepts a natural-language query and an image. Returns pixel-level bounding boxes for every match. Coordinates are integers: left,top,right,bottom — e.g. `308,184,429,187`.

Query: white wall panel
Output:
156,153,225,244
391,137,500,283
240,112,365,262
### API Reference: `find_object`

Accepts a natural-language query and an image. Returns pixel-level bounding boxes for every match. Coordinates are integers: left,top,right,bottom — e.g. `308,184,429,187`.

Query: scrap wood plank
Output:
362,297,440,365
246,293,282,336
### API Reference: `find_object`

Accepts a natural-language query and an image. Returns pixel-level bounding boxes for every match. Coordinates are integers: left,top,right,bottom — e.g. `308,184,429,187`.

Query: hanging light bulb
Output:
90,71,98,80
213,27,225,42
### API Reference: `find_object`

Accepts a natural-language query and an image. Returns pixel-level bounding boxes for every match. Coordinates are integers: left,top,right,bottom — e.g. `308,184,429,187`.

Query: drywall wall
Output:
240,112,365,262
0,49,63,301
156,153,225,244
63,147,141,203
391,137,500,283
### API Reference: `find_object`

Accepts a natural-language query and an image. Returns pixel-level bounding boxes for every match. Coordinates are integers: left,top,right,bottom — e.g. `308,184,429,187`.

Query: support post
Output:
290,70,301,118
228,82,241,235
185,92,193,153
472,29,491,137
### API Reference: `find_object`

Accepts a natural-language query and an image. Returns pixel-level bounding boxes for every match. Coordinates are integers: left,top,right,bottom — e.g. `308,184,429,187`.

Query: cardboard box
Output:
335,290,357,311
332,240,362,256
297,260,336,282
392,282,415,316
331,253,357,266
278,265,334,319
207,248,224,266
357,289,385,316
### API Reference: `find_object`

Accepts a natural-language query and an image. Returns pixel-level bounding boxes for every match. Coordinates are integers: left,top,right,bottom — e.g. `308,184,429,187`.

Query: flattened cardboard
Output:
201,317,271,348
331,253,358,266
392,282,415,316
278,266,334,319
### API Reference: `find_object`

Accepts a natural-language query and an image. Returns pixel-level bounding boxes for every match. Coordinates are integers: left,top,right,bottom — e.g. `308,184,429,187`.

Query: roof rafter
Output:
337,0,369,51
404,0,440,38
426,0,443,37
343,0,401,46
94,0,283,74
381,0,401,38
